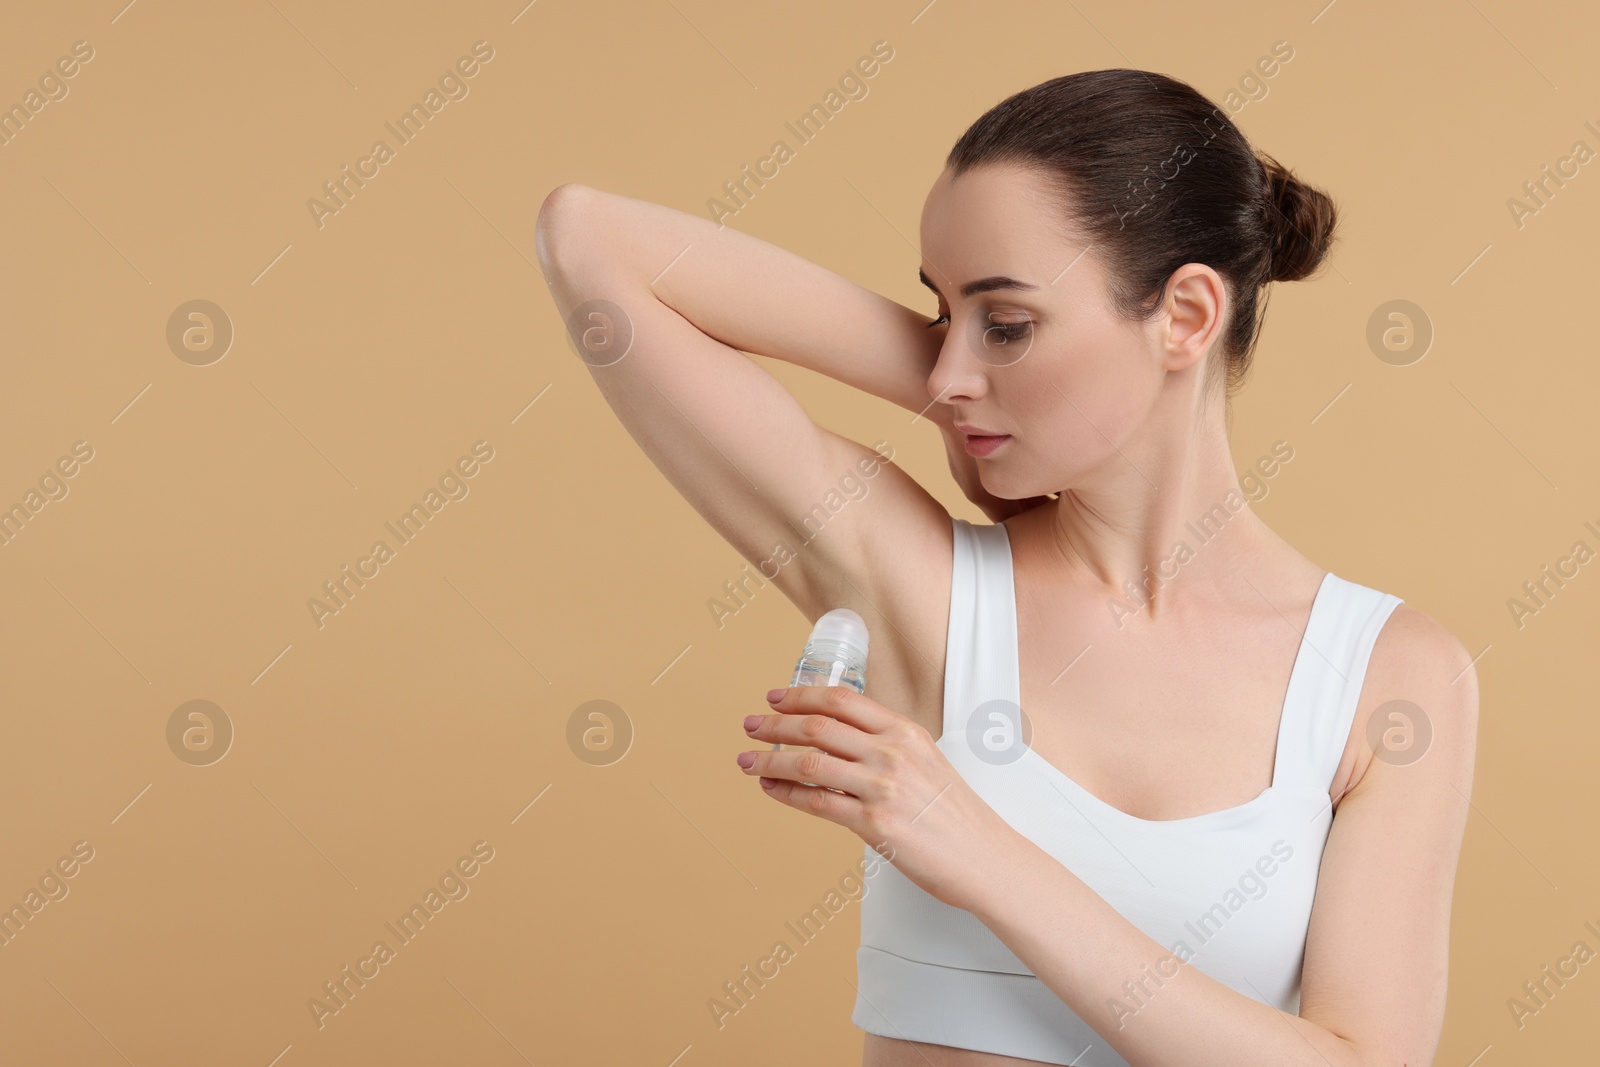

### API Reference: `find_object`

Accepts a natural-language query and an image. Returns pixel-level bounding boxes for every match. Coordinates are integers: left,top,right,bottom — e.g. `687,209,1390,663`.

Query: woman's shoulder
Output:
1365,600,1479,707
1331,595,1480,807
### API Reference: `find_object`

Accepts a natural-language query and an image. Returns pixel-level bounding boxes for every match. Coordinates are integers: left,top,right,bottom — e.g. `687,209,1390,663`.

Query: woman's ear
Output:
1160,264,1228,373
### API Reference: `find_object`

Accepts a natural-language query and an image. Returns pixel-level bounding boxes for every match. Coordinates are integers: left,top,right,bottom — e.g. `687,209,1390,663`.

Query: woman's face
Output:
918,162,1183,501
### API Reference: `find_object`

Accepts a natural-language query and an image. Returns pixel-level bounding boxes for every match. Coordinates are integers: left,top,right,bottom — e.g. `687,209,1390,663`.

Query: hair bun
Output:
1258,153,1337,283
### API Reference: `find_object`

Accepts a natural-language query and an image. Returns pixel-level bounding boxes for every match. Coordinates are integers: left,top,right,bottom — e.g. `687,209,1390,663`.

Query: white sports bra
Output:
852,516,1403,1065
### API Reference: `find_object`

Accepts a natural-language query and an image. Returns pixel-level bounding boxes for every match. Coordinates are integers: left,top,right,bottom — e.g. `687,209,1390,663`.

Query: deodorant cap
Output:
810,608,868,660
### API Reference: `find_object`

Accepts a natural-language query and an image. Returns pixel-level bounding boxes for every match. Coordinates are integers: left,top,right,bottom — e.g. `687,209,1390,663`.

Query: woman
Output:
536,69,1477,1067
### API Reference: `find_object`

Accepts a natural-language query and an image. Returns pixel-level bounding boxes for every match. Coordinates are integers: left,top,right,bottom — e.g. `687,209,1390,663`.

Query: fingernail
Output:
736,751,755,768
743,715,761,731
765,688,785,703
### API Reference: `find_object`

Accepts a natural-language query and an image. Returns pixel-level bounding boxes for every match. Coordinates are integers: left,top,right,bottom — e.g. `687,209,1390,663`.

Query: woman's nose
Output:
927,333,991,409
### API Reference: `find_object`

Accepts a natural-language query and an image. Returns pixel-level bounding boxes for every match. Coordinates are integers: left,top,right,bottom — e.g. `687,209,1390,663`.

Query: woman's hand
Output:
737,684,1018,912
939,422,1054,523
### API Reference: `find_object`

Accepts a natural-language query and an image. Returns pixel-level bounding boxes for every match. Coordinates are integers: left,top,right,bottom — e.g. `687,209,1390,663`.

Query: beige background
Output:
0,0,1595,1063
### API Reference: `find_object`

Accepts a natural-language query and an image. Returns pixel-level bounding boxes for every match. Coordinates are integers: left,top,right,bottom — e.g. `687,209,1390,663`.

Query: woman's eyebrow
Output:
918,267,1041,298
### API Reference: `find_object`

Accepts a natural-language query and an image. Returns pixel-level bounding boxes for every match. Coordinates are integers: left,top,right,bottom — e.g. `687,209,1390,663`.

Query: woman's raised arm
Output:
533,183,955,620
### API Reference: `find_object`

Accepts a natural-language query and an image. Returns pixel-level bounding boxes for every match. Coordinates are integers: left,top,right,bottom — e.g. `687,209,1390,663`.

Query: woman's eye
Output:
984,320,1032,343
926,314,1033,343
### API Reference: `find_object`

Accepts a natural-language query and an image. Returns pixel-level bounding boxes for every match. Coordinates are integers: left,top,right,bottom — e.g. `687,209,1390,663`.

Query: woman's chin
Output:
981,474,1048,502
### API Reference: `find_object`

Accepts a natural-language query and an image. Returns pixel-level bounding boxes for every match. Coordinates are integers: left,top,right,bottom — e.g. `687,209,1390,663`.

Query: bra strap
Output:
1270,575,1404,794
942,518,1018,741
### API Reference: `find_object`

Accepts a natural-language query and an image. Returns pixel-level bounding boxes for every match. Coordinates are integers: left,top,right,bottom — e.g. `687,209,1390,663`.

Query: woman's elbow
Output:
534,182,604,279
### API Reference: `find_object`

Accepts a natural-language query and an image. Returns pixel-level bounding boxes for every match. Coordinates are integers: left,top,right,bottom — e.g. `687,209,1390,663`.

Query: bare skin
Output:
536,163,1478,1067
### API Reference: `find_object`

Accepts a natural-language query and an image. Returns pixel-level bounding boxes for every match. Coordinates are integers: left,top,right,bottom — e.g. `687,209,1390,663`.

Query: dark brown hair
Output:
946,69,1337,397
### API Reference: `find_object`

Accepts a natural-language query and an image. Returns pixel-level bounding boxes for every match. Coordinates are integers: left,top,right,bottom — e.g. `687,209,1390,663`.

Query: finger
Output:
744,710,874,760
765,684,902,735
739,745,879,797
756,775,866,829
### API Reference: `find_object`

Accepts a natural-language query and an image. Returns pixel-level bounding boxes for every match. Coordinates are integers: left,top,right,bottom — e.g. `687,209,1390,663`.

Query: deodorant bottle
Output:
772,609,869,775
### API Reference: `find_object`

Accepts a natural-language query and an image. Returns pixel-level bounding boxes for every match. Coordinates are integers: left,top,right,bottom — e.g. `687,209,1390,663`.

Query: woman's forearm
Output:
535,183,952,427
968,828,1362,1067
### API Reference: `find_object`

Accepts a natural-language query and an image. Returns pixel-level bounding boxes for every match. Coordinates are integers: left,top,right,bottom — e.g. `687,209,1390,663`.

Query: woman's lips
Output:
963,433,1011,457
